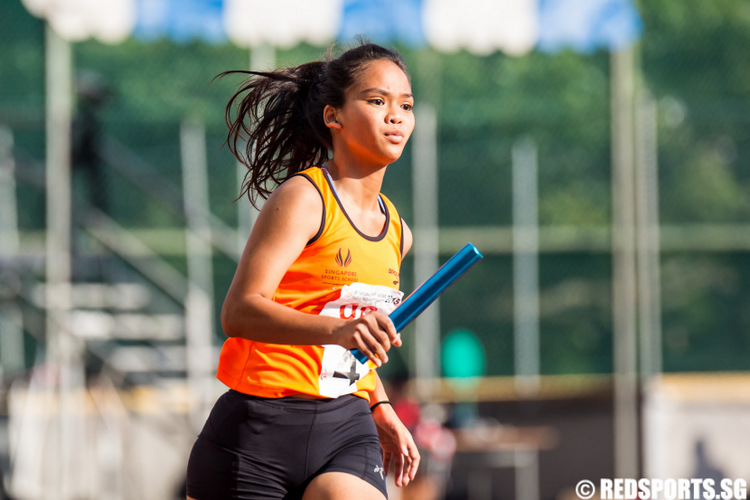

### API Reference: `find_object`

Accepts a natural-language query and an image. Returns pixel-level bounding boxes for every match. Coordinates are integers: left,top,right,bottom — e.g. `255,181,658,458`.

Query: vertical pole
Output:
412,103,440,399
635,94,662,383
44,23,75,500
0,305,24,380
610,46,640,480
237,45,275,256
180,119,216,425
0,126,25,380
512,137,540,396
0,126,20,256
635,91,663,480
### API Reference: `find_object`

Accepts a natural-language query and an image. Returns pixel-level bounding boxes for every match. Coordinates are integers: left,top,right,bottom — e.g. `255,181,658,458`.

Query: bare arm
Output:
221,176,336,344
371,372,420,486
369,219,419,485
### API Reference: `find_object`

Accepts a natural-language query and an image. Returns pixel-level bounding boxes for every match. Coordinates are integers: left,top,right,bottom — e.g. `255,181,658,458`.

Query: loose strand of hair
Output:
218,67,328,208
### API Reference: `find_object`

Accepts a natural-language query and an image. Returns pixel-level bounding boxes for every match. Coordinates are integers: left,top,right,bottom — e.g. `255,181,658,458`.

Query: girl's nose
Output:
386,109,403,124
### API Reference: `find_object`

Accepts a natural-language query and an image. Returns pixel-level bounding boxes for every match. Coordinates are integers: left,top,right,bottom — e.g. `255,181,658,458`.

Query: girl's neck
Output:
323,158,387,212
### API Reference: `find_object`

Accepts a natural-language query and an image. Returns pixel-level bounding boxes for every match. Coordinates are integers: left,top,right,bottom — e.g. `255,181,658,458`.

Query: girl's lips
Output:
385,132,404,143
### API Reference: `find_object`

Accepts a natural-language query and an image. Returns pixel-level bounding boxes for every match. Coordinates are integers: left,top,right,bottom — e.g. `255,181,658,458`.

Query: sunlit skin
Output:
323,59,415,240
324,59,415,172
198,60,419,500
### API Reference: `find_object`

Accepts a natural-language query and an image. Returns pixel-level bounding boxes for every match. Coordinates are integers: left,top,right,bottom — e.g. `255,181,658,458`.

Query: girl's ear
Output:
323,105,342,130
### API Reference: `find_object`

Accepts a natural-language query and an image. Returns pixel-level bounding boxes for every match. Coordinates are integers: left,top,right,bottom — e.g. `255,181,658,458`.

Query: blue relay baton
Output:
351,242,483,364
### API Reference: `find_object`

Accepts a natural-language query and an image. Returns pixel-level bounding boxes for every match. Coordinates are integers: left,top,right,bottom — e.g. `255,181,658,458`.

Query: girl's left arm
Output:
371,217,417,485
370,372,420,487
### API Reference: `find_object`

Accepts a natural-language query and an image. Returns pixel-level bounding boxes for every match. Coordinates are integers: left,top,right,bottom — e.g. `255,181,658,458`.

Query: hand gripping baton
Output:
351,242,484,364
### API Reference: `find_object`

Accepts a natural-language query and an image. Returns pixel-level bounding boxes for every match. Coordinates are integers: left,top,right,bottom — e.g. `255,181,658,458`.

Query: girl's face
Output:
326,59,415,167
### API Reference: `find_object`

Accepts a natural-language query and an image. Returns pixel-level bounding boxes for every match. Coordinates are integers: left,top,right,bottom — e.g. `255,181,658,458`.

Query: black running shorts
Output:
185,390,387,500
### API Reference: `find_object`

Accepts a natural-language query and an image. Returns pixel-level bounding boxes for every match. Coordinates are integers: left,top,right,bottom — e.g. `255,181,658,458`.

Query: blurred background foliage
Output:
1,0,749,379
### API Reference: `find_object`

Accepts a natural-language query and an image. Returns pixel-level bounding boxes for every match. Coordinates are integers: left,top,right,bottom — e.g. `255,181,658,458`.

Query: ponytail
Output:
220,61,329,206
220,41,409,207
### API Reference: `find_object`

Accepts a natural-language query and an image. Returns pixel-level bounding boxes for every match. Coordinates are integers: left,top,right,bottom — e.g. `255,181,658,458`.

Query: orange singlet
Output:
217,166,404,401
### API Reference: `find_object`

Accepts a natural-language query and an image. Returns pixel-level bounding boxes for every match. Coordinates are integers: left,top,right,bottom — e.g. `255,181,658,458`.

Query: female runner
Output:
185,41,421,500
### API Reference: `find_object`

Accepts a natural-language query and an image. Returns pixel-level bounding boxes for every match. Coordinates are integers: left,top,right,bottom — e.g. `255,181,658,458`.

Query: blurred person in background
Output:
185,41,420,500
73,70,110,216
386,376,456,500
71,70,111,281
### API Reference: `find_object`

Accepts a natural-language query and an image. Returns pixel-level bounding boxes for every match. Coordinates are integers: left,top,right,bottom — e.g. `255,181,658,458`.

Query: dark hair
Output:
220,41,409,207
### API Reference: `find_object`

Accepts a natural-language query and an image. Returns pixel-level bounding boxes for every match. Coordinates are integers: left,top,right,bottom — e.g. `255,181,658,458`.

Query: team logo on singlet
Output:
318,282,404,398
388,267,399,286
335,248,352,267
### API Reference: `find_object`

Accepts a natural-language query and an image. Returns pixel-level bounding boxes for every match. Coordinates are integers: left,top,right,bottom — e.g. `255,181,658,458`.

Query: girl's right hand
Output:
334,312,401,367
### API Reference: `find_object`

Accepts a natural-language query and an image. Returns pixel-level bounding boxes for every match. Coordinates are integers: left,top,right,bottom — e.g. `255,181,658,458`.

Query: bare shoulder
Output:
228,174,324,302
255,174,323,242
269,174,321,207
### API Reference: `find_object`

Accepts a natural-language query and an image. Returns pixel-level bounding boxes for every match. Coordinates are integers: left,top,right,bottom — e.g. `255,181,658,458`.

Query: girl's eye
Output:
402,103,413,111
369,98,385,105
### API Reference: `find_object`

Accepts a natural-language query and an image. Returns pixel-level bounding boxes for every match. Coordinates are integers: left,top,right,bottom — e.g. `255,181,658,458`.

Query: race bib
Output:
317,282,403,398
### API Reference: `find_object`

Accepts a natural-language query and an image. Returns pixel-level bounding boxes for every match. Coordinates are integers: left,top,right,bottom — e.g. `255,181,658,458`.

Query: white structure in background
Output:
231,45,275,255
21,0,135,43
224,0,343,48
411,105,440,397
610,46,641,480
0,127,25,381
0,127,19,259
643,374,750,484
424,0,538,55
17,2,81,497
14,3,169,499
180,120,218,427
224,0,538,55
223,0,340,248
635,94,662,382
512,138,541,396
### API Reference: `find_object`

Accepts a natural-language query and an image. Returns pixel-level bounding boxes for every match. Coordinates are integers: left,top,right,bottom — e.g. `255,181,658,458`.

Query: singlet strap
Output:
285,172,326,246
320,165,391,242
